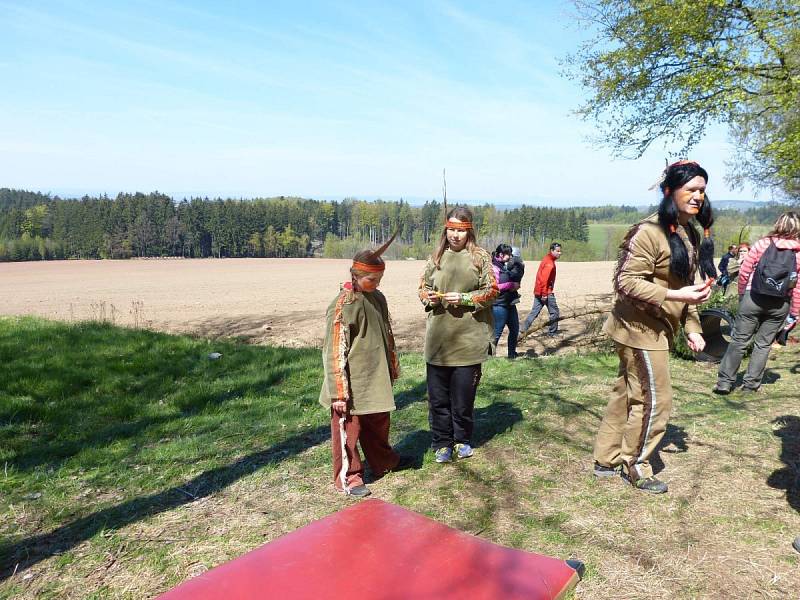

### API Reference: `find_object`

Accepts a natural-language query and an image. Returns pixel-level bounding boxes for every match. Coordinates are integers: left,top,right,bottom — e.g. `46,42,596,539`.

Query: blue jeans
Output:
492,304,519,357
522,295,560,334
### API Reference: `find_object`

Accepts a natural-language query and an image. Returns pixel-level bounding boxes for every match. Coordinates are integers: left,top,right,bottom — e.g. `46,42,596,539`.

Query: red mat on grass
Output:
158,498,580,599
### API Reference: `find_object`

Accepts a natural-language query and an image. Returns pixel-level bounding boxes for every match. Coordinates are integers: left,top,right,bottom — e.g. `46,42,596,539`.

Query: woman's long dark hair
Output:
657,161,716,283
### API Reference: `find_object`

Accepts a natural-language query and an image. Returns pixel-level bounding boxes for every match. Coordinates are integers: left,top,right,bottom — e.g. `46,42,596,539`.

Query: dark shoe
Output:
546,331,563,337
793,537,800,553
740,385,760,394
593,462,621,478
631,476,668,494
712,384,731,395
346,484,371,498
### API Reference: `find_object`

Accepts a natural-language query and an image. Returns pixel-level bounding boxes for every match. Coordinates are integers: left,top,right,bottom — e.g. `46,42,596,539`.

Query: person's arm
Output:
790,252,800,319
457,251,499,309
534,261,553,297
614,226,668,306
615,225,711,307
496,273,519,292
378,292,401,382
738,241,764,296
322,296,352,412
418,258,439,309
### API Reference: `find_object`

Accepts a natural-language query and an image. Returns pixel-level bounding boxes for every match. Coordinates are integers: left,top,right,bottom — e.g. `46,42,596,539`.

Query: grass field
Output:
2,316,799,598
587,223,631,261
587,222,775,263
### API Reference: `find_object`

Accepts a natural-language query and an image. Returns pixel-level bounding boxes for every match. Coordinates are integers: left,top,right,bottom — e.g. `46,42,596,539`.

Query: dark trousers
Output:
426,363,482,449
492,304,519,357
717,291,789,390
522,294,560,334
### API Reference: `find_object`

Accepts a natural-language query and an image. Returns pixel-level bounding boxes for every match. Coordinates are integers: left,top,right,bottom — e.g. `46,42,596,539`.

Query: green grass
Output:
2,316,799,598
587,223,630,260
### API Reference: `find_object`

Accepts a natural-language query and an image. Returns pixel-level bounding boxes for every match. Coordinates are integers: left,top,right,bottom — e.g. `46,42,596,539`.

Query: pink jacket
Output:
738,236,800,317
491,262,520,292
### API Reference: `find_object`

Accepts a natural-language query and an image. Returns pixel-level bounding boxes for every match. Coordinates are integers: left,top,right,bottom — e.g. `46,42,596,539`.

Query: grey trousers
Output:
521,294,560,334
717,291,789,390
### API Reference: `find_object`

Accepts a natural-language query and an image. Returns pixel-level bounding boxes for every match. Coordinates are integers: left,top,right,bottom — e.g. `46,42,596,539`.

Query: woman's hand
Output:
426,290,441,305
443,292,462,304
666,282,712,305
686,332,706,353
331,400,347,415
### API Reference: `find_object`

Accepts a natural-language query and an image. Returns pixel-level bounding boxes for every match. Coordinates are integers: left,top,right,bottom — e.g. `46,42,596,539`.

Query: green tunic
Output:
418,247,498,366
319,285,399,415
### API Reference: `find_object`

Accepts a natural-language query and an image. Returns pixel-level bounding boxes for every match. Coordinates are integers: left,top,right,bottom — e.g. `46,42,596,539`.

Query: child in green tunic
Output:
320,236,401,497
418,207,498,463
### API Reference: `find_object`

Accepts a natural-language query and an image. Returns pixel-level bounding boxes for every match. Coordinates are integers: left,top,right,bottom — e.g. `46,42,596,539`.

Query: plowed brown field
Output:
1,258,615,354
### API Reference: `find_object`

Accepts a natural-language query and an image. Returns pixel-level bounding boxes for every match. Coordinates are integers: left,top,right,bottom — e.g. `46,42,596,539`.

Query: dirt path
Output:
0,258,615,354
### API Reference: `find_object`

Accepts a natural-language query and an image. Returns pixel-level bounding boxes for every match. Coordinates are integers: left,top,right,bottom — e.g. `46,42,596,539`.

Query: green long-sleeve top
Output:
319,284,399,415
418,247,499,366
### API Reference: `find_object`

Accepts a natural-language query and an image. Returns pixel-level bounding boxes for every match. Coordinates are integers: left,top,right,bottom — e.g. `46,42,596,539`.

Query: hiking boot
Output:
346,484,371,498
712,384,731,395
740,385,760,394
434,447,453,463
793,536,800,553
454,443,474,459
631,476,668,494
593,462,621,478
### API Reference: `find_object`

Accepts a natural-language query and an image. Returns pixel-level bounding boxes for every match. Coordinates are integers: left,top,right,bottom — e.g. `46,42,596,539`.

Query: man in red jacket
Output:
520,242,562,338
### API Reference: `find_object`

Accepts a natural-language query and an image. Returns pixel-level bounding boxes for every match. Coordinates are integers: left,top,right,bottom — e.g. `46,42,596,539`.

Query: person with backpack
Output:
713,212,800,394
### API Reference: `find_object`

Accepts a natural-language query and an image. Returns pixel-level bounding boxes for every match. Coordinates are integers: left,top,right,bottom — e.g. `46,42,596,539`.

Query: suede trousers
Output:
330,410,399,491
594,343,672,482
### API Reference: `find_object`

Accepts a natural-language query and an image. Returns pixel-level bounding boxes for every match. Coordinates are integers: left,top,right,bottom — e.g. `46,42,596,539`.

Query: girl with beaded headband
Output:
592,160,714,494
319,229,403,498
418,206,498,464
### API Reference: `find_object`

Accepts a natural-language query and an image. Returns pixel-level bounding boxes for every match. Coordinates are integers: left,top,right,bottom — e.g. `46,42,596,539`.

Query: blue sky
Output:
0,0,760,205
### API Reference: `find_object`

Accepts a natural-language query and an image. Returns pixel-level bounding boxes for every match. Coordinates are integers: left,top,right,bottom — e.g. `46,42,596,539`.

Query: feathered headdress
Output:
648,159,701,192
352,227,402,272
441,168,472,230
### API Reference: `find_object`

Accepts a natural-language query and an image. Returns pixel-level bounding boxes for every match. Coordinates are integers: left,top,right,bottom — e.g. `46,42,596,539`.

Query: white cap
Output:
511,247,521,257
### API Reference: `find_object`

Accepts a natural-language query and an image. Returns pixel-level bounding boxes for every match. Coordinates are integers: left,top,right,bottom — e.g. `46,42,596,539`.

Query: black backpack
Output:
751,239,798,298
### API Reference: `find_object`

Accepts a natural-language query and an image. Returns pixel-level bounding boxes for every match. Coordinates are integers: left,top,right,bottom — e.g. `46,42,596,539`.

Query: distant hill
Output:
712,199,778,211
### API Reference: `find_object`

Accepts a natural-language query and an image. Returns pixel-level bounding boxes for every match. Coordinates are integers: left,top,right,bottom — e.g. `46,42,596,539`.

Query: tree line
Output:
0,188,589,262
